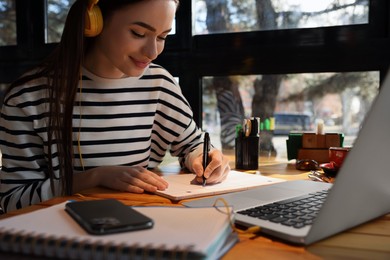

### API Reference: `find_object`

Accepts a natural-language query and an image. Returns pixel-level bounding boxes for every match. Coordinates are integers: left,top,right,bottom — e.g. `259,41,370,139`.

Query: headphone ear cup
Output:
84,5,103,37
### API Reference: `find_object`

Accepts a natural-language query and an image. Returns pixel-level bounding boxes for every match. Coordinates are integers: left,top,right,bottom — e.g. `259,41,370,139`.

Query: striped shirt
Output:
0,64,203,212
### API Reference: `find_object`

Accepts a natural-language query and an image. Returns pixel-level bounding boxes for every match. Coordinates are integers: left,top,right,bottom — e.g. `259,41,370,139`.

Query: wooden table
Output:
1,158,390,259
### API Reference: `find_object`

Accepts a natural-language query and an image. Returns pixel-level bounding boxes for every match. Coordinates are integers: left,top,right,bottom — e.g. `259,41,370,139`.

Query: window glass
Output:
193,0,369,35
46,0,76,43
0,0,16,46
202,71,379,160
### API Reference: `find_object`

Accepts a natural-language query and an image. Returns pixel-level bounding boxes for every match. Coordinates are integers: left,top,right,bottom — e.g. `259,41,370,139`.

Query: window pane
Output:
202,71,379,160
46,0,76,43
0,0,16,46
193,0,369,35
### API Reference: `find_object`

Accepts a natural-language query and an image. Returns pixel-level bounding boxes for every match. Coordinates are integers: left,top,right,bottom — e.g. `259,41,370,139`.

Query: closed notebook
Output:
0,201,238,260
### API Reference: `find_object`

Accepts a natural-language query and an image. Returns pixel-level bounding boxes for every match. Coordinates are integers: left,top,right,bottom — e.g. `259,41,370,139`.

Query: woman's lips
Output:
131,57,150,69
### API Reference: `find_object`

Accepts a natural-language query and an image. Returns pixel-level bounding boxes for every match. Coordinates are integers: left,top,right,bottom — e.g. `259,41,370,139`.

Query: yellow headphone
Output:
84,0,103,37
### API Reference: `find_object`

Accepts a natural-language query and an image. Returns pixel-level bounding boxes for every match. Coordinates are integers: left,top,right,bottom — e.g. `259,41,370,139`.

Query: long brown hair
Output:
7,0,180,196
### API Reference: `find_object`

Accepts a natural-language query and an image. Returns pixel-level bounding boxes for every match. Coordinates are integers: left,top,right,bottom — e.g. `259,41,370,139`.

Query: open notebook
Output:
0,201,238,260
155,170,285,200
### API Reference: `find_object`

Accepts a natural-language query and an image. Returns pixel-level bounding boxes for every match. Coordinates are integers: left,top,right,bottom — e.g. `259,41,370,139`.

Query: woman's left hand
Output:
192,149,230,185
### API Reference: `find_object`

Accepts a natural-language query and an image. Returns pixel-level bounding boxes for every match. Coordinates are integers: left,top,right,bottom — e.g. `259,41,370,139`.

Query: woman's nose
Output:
142,39,159,60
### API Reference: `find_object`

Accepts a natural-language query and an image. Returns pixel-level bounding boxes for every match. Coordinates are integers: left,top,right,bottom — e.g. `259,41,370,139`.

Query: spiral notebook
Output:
0,201,238,260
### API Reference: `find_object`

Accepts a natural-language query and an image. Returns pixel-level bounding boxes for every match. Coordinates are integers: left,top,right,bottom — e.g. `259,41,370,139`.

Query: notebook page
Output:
156,170,285,200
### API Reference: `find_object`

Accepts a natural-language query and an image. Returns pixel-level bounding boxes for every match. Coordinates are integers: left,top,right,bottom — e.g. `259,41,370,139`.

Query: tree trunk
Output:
205,1,245,150
252,75,283,155
254,0,281,155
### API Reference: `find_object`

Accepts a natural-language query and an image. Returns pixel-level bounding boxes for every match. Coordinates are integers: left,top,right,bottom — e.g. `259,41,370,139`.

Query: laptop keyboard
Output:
237,190,329,229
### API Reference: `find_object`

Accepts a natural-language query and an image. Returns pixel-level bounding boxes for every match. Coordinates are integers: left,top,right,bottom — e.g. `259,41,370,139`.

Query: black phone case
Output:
65,199,154,235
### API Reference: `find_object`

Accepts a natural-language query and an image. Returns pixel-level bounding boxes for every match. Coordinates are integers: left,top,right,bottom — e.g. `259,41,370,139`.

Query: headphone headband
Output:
88,0,99,11
84,0,103,37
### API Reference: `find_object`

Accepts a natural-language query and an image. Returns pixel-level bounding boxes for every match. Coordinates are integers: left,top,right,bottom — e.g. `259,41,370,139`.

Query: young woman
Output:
0,0,230,212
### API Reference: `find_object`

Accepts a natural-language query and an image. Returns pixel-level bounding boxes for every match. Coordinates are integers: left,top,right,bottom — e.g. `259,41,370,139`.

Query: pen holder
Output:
235,135,260,170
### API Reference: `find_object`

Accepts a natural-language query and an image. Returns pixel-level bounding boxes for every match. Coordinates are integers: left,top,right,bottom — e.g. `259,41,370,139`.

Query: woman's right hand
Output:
73,166,169,194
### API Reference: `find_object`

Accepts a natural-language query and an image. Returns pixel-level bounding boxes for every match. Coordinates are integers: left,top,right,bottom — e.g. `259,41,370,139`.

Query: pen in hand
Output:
202,132,211,186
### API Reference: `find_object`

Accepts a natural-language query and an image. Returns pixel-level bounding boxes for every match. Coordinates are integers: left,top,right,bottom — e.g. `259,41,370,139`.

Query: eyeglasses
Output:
295,159,319,171
308,170,333,183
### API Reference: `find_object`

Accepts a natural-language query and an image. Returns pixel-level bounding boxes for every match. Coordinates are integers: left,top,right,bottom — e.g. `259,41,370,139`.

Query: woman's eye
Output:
131,30,144,38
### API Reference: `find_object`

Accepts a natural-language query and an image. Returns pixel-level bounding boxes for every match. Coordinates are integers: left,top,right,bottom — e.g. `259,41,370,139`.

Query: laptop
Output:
184,70,390,245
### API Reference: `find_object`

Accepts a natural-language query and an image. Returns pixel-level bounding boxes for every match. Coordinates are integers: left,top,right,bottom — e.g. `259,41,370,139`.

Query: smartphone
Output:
65,199,154,235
